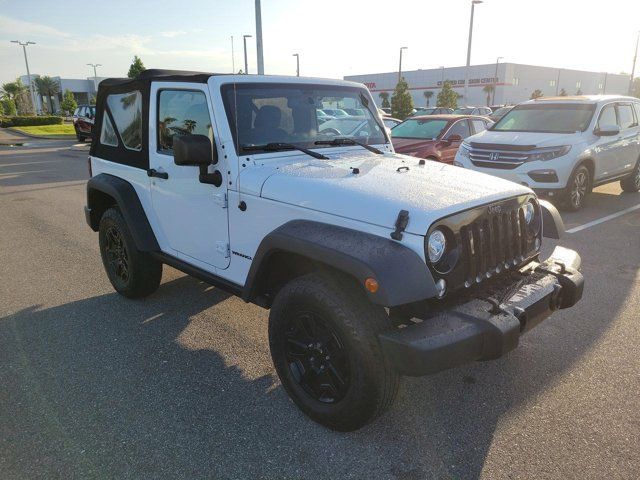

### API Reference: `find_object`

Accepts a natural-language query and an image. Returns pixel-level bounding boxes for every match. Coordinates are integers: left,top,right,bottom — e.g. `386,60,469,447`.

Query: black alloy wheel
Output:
284,310,350,404
104,225,130,286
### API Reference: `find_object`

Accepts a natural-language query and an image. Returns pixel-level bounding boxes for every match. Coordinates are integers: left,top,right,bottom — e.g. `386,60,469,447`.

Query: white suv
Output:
455,95,640,210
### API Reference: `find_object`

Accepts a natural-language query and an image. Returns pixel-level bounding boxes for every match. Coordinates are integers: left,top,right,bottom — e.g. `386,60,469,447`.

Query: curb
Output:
5,127,75,140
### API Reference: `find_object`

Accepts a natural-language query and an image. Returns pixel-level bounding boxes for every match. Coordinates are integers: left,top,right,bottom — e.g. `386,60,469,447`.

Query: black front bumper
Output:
379,246,584,376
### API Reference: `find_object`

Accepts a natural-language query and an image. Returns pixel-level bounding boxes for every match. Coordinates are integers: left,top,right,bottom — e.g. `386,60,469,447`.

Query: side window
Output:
472,119,487,134
106,91,143,151
100,115,118,147
597,104,617,128
447,120,471,139
73,107,80,117
616,104,636,129
158,90,212,153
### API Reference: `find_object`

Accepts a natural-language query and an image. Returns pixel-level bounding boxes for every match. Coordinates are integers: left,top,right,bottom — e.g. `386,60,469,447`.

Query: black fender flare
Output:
242,220,437,307
86,173,159,251
539,199,564,239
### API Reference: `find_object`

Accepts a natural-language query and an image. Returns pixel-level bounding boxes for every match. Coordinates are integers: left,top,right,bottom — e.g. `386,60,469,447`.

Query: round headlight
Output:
523,201,535,225
428,230,447,264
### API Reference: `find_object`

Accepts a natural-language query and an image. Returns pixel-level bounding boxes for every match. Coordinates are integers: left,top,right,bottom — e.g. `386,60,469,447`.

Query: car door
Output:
615,102,640,174
592,103,621,180
148,83,230,270
471,119,488,135
76,107,89,134
439,119,471,164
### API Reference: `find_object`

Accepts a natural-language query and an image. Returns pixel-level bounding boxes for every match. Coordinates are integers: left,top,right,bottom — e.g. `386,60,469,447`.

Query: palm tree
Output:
482,85,495,106
423,90,434,107
1,79,26,101
34,76,60,113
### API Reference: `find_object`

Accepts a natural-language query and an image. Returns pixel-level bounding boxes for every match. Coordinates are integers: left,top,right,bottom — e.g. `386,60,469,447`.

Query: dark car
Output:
410,107,453,117
391,114,492,164
72,105,96,142
488,105,513,122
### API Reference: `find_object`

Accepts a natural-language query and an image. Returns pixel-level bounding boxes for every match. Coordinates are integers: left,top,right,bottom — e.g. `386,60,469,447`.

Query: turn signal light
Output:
364,277,379,293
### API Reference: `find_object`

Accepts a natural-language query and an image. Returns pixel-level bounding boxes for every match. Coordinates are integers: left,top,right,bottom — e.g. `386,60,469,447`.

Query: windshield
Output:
492,103,596,133
391,118,448,139
221,83,386,153
453,108,473,114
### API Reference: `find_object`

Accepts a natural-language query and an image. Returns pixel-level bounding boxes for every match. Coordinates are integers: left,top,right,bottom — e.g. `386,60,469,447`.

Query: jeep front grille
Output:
460,206,528,286
425,195,541,294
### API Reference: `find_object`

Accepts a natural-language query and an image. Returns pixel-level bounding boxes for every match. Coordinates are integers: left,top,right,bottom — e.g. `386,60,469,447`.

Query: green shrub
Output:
2,115,63,127
1,98,17,116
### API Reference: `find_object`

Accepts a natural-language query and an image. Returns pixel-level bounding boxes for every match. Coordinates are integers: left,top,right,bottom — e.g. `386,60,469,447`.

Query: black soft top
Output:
90,70,224,169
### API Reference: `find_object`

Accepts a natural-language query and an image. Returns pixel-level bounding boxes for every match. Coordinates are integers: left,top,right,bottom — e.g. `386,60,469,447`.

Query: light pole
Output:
255,0,265,75
555,69,562,95
398,47,407,83
243,34,252,74
86,63,102,96
292,53,299,77
464,0,483,104
231,36,235,73
630,31,639,95
439,66,445,85
10,40,37,114
492,56,503,105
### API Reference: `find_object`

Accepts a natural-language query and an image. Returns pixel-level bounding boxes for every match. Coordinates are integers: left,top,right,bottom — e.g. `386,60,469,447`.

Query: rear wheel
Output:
98,208,162,298
620,161,640,193
268,272,400,431
563,164,590,211
75,127,85,142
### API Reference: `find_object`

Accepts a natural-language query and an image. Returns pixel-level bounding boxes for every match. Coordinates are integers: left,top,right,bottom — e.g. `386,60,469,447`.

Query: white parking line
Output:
566,204,640,234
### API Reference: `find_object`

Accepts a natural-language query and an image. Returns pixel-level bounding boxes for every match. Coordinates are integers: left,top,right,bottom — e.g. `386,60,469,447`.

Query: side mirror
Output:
446,134,463,142
173,134,217,166
594,124,620,137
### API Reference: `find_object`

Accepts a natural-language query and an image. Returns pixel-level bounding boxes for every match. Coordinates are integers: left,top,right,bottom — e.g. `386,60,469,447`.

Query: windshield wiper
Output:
315,137,383,155
240,143,329,160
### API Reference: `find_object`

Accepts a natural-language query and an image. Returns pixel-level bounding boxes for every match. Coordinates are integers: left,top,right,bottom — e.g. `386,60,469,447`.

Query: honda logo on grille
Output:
489,152,500,161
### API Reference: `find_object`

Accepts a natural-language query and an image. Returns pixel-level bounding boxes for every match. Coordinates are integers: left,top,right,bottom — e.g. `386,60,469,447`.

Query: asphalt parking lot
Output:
1,138,638,480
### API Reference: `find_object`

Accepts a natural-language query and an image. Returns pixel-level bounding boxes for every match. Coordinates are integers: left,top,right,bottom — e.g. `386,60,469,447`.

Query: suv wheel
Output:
98,207,162,298
620,161,640,193
564,164,590,211
268,272,400,431
75,127,85,142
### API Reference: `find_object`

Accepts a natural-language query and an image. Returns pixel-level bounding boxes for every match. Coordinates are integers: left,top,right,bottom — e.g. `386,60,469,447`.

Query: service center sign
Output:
437,77,498,86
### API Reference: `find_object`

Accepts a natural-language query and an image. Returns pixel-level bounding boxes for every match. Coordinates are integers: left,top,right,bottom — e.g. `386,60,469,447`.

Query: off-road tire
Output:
268,272,400,431
98,207,162,298
563,164,590,212
620,161,640,193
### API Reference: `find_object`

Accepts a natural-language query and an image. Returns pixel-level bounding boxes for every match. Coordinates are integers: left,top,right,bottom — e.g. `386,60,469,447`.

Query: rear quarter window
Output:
106,91,143,151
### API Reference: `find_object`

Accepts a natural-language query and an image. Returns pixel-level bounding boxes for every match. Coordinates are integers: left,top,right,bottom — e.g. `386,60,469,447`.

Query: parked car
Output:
85,70,583,431
382,117,401,130
409,107,453,117
455,95,640,210
453,106,493,116
319,116,386,138
316,109,335,125
342,108,366,116
72,104,95,142
488,106,513,122
322,108,349,118
391,114,492,164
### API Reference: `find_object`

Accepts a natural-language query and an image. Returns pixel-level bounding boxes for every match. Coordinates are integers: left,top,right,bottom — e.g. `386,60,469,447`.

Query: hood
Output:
468,129,580,148
392,137,437,154
246,151,530,236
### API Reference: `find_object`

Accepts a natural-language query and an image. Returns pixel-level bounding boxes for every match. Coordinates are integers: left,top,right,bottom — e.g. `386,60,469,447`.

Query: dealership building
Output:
19,74,104,113
344,63,631,108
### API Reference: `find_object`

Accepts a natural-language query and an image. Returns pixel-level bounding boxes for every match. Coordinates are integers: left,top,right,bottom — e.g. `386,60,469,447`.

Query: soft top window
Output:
106,91,143,151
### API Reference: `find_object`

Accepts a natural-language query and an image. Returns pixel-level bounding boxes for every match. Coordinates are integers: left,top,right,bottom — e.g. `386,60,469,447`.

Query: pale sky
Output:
1,0,639,85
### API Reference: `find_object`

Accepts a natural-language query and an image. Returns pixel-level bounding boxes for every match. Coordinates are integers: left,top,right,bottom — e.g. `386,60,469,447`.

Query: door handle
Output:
147,168,168,179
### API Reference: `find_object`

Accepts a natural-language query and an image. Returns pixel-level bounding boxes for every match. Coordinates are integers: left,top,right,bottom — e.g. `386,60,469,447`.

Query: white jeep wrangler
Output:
85,70,584,431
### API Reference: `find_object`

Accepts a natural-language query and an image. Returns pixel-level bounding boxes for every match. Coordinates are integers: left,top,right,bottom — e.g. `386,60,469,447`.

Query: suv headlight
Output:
458,142,471,159
427,230,447,263
528,145,571,162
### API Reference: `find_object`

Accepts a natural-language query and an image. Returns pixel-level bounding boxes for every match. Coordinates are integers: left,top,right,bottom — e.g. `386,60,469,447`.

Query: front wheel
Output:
563,164,590,211
620,161,640,193
268,272,400,431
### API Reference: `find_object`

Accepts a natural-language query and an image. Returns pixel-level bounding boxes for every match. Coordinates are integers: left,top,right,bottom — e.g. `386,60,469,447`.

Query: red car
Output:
391,114,492,164
72,105,96,142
